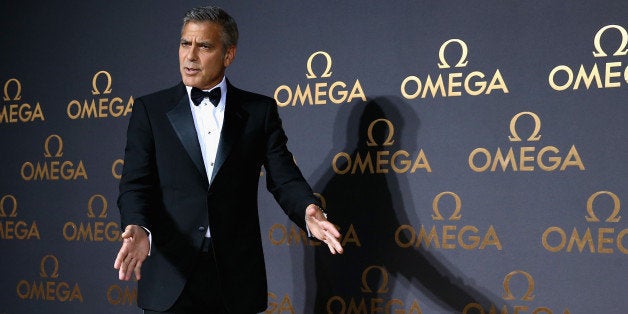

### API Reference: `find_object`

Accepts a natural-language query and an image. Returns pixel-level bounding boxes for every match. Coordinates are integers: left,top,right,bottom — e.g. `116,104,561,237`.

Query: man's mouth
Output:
183,67,200,75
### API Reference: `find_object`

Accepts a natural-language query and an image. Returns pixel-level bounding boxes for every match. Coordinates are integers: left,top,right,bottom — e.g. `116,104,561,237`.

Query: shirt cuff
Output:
140,226,152,256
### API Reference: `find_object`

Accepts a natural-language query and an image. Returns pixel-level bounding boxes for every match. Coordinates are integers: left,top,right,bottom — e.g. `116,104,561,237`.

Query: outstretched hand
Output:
114,224,150,281
305,204,344,254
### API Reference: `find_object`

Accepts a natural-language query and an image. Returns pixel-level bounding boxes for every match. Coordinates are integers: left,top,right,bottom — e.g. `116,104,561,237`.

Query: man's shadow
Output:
297,97,499,313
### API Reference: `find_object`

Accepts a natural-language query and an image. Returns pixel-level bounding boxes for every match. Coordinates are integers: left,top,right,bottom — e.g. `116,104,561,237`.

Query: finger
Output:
114,254,123,269
319,220,341,238
326,234,344,254
324,238,337,254
331,238,344,254
133,260,143,281
120,253,136,280
114,245,129,269
120,227,134,239
123,258,136,281
118,261,127,280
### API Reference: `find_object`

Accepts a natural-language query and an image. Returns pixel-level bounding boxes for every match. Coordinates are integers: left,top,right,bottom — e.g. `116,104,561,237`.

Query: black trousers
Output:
144,238,228,314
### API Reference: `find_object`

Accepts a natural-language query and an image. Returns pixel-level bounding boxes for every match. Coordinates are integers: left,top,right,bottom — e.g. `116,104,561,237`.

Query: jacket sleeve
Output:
262,101,320,231
117,97,160,230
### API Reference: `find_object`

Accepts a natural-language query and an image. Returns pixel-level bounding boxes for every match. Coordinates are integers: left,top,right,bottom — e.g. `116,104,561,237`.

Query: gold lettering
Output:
597,227,614,254
421,74,446,98
464,71,486,96
84,99,98,118
459,225,479,250
542,227,566,252
332,152,351,174
269,223,286,245
411,149,432,173
348,79,367,102
274,85,292,107
341,224,361,247
605,61,622,88
348,298,367,313
519,146,535,171
328,81,347,104
326,296,346,313
352,152,374,174
112,159,124,179
395,224,415,248
574,64,602,89
618,228,628,254
538,146,561,171
549,65,573,91
480,226,502,250
0,221,40,240
448,72,463,96
401,76,421,99
107,285,137,305
567,227,594,253
486,69,509,94
391,150,411,173
442,225,456,249
314,82,327,105
491,148,517,171
0,103,45,123
375,151,389,174
370,298,384,313
469,148,491,172
560,145,585,171
416,225,440,249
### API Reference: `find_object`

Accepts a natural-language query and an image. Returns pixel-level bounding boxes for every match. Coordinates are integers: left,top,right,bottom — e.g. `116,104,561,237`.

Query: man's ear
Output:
223,45,237,67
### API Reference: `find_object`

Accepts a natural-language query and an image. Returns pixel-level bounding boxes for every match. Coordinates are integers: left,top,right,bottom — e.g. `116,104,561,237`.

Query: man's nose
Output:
186,46,198,61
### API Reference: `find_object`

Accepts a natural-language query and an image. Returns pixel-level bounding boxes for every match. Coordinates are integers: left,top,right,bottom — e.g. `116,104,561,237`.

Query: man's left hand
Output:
305,204,344,254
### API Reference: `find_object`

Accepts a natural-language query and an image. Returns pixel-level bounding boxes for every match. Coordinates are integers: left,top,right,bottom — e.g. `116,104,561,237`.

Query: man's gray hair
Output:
182,6,238,49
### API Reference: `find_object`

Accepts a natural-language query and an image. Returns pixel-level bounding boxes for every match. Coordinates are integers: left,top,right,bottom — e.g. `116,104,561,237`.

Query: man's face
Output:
179,21,236,90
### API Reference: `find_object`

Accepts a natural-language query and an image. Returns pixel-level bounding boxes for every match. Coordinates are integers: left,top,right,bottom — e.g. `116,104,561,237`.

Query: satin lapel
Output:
166,91,209,186
211,85,248,184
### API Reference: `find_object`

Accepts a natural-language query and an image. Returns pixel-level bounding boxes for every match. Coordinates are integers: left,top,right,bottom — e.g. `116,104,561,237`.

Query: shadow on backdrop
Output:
296,97,499,313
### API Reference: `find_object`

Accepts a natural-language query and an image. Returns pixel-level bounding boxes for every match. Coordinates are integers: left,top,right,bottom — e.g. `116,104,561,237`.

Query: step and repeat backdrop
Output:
1,1,626,313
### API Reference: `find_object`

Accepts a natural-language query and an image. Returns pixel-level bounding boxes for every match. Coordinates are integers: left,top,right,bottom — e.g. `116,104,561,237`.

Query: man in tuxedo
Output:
113,6,343,313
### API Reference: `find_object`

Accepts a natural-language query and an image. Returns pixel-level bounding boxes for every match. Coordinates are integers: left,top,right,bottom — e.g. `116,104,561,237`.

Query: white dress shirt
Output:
143,78,227,252
186,77,227,238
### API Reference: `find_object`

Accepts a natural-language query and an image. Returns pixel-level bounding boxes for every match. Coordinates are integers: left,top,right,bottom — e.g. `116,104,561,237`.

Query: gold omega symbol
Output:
43,134,64,158
3,78,22,101
0,194,18,218
593,25,628,57
585,191,621,223
432,191,462,221
306,51,333,79
360,265,389,293
502,270,535,301
111,159,124,180
508,111,542,142
438,39,469,69
91,70,113,95
87,194,108,219
39,254,60,279
366,118,395,147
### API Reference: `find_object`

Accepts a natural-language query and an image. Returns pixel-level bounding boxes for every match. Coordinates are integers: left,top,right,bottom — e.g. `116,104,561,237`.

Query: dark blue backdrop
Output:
1,1,626,313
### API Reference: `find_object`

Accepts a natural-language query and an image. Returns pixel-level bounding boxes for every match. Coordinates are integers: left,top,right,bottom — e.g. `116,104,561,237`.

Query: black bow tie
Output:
191,87,221,106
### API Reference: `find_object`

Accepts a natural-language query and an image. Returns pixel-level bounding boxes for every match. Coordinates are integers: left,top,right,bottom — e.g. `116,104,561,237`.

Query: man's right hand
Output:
114,224,150,281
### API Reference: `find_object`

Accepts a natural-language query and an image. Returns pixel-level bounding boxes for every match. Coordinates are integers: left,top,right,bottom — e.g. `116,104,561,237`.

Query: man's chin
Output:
181,78,199,88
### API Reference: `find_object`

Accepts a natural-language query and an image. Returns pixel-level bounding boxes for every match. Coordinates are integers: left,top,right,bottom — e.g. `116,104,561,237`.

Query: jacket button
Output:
198,226,206,232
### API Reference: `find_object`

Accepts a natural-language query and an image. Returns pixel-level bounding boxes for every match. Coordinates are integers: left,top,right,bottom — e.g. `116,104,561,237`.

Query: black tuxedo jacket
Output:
118,81,318,312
